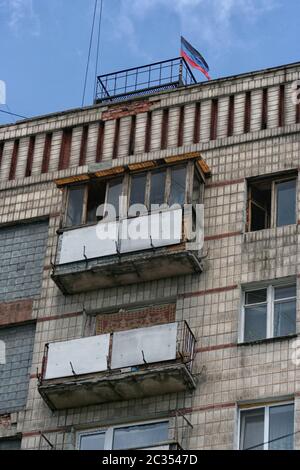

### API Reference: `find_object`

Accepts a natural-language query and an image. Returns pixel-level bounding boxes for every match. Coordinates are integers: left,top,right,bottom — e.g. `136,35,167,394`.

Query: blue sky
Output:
0,0,299,125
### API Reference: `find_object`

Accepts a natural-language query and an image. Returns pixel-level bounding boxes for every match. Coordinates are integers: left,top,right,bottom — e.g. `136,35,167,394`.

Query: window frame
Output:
239,281,297,343
76,419,170,451
62,161,204,229
238,401,295,450
247,174,297,232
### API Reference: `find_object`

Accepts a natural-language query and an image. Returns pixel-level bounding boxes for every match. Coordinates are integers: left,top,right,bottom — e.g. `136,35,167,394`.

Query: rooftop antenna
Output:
81,0,104,107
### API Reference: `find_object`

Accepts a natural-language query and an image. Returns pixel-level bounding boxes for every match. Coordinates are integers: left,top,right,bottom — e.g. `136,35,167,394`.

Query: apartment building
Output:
0,57,300,450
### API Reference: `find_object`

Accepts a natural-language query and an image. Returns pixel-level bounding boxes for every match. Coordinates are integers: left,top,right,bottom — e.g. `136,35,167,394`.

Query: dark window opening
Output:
86,181,106,223
248,180,272,231
247,174,296,232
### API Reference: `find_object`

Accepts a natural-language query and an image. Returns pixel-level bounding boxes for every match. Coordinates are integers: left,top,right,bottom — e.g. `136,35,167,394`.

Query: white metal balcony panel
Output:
120,208,182,253
59,222,118,264
44,335,110,380
58,209,183,265
111,322,178,369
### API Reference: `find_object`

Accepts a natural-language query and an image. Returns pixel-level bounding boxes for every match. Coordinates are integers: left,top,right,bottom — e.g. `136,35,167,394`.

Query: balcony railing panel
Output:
44,335,110,380
58,208,183,265
111,323,178,369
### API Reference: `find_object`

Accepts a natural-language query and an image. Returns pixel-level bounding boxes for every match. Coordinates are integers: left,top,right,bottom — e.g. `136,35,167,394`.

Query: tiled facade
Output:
0,61,300,449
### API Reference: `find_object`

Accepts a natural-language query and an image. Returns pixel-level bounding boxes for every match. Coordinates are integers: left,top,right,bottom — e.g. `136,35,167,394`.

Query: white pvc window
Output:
78,420,169,450
241,283,296,342
239,402,294,450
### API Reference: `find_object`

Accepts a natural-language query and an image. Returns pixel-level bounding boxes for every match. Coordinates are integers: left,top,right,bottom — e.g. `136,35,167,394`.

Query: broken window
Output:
247,174,297,232
241,282,296,342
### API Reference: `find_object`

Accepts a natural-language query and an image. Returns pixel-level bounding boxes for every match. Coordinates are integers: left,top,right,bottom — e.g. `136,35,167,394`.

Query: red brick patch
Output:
0,299,33,326
102,101,154,121
96,303,176,334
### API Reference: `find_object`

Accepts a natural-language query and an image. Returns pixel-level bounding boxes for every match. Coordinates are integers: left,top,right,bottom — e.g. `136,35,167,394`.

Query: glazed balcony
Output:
52,207,203,294
51,155,210,294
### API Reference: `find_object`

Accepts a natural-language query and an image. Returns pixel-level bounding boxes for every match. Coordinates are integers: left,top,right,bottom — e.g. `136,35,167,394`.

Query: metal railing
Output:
95,57,197,103
177,321,196,372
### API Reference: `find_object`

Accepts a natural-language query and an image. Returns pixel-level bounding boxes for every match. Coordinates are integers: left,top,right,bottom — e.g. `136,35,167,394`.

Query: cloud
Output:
116,0,279,54
0,0,40,36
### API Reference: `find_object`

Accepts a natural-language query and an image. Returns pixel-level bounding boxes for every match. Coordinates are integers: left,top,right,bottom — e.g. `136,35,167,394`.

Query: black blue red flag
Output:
180,36,211,80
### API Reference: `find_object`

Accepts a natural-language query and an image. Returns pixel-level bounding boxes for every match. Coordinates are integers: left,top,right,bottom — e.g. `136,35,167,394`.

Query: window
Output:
0,437,21,450
150,169,166,206
239,402,294,450
241,282,296,342
65,186,85,227
64,162,203,228
64,180,118,227
169,166,186,206
247,174,297,232
78,421,169,450
106,178,123,219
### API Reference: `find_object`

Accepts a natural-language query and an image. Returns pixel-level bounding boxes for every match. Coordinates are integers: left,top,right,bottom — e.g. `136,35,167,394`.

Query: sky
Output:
0,0,300,125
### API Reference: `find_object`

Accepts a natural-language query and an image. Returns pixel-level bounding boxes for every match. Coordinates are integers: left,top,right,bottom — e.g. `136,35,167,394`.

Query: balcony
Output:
52,207,203,294
38,321,196,410
95,57,197,103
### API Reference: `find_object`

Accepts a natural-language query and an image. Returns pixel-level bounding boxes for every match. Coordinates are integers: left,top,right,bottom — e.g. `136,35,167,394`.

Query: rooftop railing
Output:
95,57,197,103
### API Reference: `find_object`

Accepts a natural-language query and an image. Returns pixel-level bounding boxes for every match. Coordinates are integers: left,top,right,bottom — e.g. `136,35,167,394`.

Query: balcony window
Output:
63,161,202,228
129,172,147,207
149,169,167,206
78,421,169,450
241,282,296,342
169,166,187,206
86,181,106,223
65,186,85,227
239,402,294,450
106,178,123,219
247,174,297,232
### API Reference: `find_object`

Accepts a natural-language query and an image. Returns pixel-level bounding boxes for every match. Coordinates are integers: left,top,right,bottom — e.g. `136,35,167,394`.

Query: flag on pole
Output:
180,36,211,80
